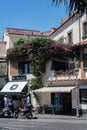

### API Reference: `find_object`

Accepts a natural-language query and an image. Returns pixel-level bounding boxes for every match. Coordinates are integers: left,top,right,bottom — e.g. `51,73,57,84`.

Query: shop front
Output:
0,80,29,109
33,86,75,115
0,80,29,104
0,74,36,107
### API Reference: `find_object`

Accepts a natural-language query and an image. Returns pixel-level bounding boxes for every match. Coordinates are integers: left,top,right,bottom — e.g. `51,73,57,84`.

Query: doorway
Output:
51,92,72,115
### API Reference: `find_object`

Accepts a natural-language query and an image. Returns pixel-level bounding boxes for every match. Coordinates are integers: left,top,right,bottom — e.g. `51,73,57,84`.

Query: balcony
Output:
47,69,81,82
54,70,74,76
53,70,75,80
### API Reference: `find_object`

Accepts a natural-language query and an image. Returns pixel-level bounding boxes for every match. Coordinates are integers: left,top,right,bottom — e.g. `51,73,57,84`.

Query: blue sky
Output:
0,0,68,41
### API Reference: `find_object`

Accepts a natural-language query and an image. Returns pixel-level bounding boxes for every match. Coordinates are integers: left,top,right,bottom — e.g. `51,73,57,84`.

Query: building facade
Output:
34,11,87,116
1,11,87,116
48,11,87,115
1,28,54,107
0,42,7,89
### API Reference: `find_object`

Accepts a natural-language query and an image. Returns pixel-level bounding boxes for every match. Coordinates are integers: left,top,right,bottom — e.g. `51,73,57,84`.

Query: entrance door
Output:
51,92,72,115
51,93,61,114
61,93,72,115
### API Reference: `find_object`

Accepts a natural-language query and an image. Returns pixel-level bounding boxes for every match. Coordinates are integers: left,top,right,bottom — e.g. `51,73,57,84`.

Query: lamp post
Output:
74,68,80,117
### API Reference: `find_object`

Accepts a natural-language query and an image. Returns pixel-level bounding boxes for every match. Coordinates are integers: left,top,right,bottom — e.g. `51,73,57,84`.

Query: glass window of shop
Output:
80,89,87,103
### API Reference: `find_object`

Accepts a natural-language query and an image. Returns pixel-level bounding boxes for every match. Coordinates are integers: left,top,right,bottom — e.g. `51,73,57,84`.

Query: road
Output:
0,117,87,130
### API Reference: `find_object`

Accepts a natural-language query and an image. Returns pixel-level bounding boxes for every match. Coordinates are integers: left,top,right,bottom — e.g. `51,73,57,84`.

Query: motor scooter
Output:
0,107,13,118
14,104,33,119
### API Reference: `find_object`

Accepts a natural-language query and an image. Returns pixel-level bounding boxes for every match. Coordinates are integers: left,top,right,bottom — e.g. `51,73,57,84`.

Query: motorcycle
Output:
14,104,33,119
0,107,13,118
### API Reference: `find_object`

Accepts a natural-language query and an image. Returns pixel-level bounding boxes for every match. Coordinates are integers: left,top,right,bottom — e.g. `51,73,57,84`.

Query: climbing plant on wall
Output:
7,37,73,90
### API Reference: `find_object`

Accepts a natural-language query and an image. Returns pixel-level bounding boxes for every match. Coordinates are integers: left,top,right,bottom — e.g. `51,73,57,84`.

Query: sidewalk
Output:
33,113,87,120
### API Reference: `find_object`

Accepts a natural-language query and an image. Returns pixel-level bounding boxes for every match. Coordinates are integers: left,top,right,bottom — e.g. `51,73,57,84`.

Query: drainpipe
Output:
6,60,9,82
79,12,85,79
80,48,85,79
5,60,9,83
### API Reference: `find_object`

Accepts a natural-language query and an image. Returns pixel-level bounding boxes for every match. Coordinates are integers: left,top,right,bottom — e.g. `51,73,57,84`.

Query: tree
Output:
52,0,87,14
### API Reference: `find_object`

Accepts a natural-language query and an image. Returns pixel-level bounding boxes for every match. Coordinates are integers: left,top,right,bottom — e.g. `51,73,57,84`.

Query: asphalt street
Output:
0,114,87,130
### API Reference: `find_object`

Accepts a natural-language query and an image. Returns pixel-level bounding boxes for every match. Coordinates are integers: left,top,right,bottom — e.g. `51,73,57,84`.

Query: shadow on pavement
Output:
0,128,9,130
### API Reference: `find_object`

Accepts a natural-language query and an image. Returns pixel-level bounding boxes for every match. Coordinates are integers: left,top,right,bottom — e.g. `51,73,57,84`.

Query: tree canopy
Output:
52,0,87,14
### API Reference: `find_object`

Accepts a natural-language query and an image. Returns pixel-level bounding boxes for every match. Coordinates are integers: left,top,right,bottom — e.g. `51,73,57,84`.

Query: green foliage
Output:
31,76,43,90
7,37,53,90
15,38,25,45
7,38,32,60
52,0,87,14
29,38,53,76
55,40,63,44
7,37,73,90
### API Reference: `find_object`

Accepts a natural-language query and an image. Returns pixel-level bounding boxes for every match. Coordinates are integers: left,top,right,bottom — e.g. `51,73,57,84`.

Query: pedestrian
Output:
3,95,8,108
8,96,12,105
13,100,19,111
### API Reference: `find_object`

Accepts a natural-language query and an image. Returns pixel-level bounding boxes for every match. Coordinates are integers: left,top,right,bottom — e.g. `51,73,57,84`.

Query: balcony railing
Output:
52,70,78,81
54,70,74,77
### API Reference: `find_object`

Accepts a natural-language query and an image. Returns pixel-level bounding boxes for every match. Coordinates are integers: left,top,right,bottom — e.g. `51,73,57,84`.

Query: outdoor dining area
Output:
36,104,62,115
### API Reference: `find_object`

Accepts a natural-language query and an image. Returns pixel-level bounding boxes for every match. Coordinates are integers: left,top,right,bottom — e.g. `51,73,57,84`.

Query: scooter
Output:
0,107,13,118
14,105,33,119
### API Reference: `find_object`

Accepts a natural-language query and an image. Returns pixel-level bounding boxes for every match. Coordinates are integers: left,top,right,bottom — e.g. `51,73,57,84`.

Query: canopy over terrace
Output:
33,86,75,93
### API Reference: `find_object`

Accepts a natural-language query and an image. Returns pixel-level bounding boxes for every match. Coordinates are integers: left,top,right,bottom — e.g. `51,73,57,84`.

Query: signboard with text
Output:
12,75,26,81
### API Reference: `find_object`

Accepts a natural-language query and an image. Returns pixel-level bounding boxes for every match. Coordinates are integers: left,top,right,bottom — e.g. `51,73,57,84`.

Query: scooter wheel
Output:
14,113,18,119
26,112,33,119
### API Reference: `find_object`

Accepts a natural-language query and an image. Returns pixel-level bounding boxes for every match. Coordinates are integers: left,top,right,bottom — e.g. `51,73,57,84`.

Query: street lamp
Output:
74,68,80,117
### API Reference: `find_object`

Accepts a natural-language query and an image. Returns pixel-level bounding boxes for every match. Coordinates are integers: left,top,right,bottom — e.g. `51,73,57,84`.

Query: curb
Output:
34,114,87,120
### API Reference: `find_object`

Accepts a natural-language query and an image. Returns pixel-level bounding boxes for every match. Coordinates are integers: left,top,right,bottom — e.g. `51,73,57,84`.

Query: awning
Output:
33,86,75,93
0,81,28,93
